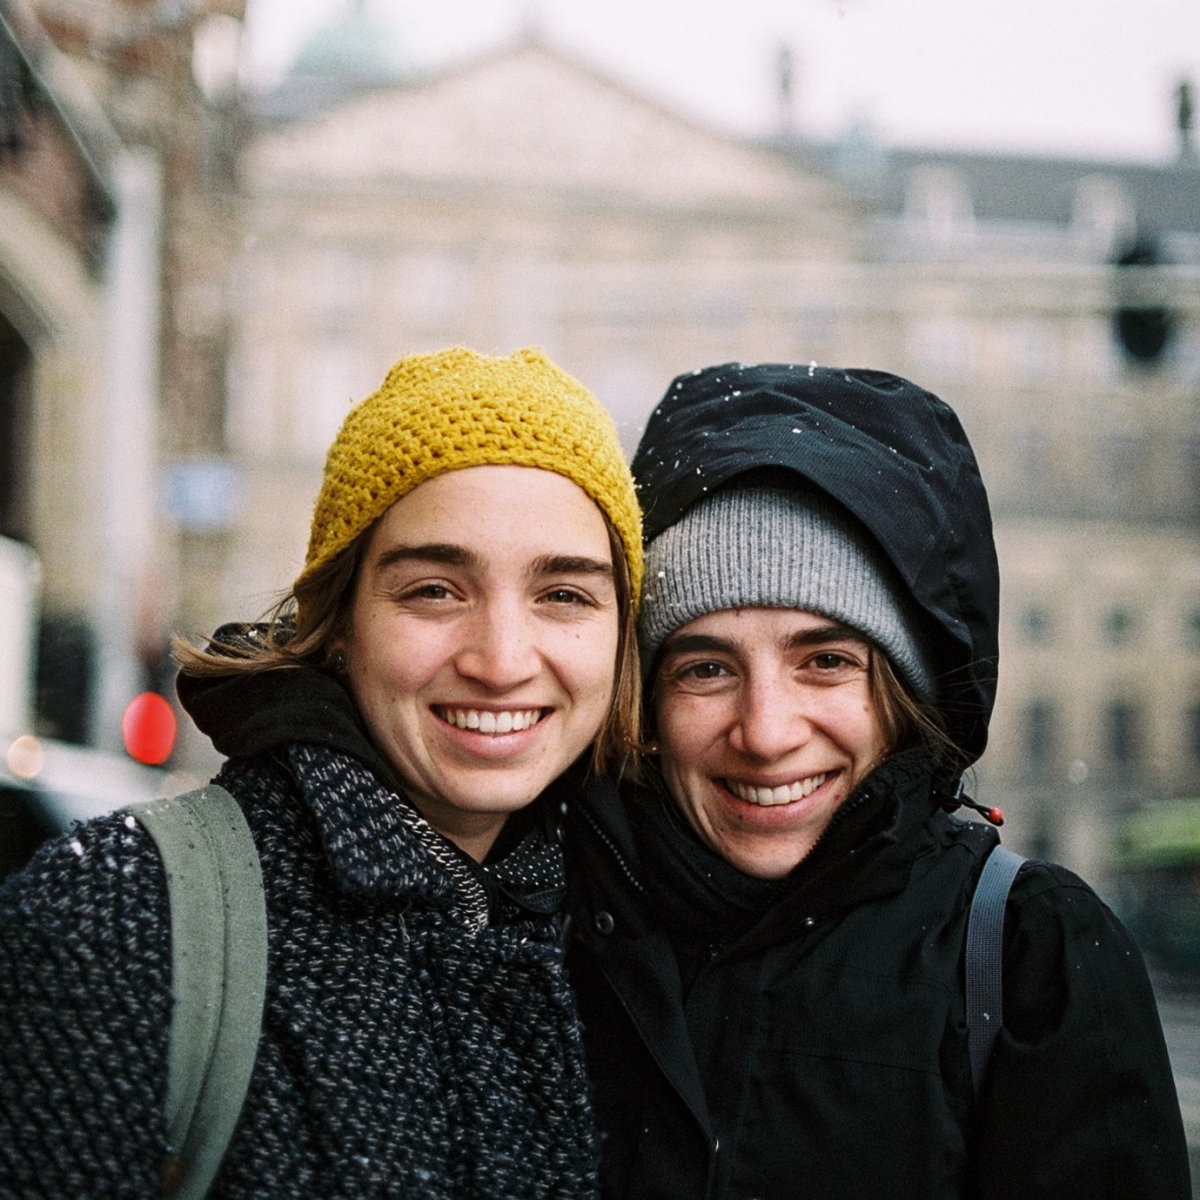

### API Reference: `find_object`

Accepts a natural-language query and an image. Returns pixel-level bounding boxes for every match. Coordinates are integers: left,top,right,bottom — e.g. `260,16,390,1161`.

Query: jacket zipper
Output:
581,804,647,894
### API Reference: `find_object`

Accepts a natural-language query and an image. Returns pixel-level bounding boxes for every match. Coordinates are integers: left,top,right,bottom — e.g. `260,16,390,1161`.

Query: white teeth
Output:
441,708,541,734
727,773,827,806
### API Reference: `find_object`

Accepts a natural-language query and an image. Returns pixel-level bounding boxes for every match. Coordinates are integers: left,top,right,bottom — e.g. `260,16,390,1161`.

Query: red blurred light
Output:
121,692,177,765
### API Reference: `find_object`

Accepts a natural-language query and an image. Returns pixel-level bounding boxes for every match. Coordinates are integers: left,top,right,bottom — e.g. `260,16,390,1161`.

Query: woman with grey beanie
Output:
565,363,1189,1199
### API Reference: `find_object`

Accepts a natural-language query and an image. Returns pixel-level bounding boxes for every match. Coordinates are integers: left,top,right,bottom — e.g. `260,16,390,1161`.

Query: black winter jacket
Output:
567,755,1190,1199
0,665,599,1199
565,364,1190,1198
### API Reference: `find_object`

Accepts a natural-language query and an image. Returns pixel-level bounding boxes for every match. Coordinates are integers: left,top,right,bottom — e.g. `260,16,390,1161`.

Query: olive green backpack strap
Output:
134,784,268,1200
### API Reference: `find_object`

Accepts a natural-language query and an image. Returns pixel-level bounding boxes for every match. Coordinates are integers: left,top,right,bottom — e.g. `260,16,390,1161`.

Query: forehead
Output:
666,607,866,647
367,464,612,562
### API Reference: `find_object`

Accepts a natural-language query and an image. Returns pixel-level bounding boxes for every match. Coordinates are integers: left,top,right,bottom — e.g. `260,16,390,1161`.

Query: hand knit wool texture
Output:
297,345,643,603
0,743,601,1199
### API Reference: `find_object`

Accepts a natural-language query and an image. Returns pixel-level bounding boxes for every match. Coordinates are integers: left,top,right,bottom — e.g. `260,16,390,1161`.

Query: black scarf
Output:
177,639,574,923
626,759,912,990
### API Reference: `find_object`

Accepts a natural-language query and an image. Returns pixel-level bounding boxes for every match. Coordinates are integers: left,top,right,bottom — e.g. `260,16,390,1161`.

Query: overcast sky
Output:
240,0,1200,164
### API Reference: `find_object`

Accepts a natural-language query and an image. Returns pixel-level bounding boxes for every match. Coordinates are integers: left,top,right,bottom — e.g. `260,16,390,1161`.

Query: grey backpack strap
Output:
965,843,1026,1100
134,784,268,1200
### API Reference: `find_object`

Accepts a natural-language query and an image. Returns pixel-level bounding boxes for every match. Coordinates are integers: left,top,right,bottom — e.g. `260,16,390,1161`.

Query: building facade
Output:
224,29,1200,879
777,140,1200,876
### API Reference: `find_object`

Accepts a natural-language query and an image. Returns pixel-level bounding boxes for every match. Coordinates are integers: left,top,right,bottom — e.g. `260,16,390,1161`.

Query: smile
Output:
436,707,545,734
725,773,828,806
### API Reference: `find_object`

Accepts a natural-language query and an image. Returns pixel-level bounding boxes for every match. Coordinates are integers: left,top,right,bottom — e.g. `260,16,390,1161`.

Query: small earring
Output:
331,649,347,672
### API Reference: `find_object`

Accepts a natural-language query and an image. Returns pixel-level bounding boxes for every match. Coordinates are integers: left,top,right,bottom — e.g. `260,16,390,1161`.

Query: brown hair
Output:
868,647,964,774
174,512,640,776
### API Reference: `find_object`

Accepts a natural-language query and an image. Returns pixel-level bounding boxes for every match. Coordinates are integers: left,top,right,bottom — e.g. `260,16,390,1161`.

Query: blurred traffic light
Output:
121,692,177,765
1113,236,1174,364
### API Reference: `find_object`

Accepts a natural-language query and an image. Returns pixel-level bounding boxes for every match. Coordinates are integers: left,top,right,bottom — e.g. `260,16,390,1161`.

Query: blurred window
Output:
1104,607,1137,647
1105,700,1140,767
903,165,974,236
293,340,370,460
1070,175,1135,247
1098,431,1146,511
1008,426,1054,506
1186,608,1200,649
1023,698,1058,778
309,246,373,331
1020,605,1054,645
391,252,472,328
1185,437,1200,519
225,343,277,453
1006,318,1059,385
499,256,560,349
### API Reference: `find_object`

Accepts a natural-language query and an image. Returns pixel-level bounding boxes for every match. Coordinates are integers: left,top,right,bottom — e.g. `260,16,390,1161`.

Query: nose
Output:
454,597,540,691
728,671,811,762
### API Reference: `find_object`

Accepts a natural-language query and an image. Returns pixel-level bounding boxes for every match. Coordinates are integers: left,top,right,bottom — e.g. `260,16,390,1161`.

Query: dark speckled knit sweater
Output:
0,666,600,1199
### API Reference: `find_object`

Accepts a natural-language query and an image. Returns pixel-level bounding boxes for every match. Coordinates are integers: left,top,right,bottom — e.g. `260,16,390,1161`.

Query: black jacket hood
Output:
630,363,999,764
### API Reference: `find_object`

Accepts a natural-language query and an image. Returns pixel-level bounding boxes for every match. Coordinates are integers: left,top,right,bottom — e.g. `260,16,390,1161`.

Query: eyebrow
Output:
371,544,613,581
660,632,735,657
661,621,868,658
528,554,614,580
373,543,477,572
784,622,868,651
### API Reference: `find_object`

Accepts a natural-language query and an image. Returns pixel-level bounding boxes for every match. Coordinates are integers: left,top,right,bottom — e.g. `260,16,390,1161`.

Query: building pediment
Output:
248,42,848,219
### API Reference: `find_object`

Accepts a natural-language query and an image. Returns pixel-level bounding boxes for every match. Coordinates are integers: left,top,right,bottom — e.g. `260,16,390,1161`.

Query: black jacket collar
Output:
571,750,942,952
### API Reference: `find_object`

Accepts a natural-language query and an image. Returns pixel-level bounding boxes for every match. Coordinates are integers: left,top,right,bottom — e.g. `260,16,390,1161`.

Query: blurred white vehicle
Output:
0,536,166,880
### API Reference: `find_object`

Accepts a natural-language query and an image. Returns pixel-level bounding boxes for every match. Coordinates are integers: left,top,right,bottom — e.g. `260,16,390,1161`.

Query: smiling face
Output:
336,464,620,860
653,607,889,880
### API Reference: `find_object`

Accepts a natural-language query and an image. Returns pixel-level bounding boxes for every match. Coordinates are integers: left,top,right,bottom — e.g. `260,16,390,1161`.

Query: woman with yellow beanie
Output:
0,347,641,1199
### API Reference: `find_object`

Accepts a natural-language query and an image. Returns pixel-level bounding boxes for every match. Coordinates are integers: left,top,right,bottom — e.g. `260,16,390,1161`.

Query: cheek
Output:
560,620,621,700
843,696,888,764
655,694,705,763
353,616,451,698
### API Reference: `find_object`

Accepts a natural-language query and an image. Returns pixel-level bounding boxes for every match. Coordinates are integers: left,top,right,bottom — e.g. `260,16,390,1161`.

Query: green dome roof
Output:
289,6,404,82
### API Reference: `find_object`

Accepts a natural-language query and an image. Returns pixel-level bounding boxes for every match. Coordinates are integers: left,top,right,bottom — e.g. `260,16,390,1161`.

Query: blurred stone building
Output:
227,18,1200,877
0,0,243,763
772,139,1200,876
227,31,862,613
10,0,1192,866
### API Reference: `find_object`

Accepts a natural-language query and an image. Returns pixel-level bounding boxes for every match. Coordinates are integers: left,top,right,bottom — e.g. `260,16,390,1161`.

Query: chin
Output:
721,841,808,880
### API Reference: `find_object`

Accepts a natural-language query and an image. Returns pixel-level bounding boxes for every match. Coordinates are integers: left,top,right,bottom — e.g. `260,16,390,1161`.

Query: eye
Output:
541,586,593,606
797,644,870,681
387,579,466,608
401,582,454,601
683,660,729,680
662,658,735,689
811,651,854,670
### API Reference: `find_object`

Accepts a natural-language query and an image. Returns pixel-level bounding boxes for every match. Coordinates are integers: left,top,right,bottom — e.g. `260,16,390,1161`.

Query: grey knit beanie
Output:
638,483,936,701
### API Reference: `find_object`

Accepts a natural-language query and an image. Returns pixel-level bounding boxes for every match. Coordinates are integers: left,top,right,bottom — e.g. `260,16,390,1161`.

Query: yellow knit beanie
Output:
295,346,642,606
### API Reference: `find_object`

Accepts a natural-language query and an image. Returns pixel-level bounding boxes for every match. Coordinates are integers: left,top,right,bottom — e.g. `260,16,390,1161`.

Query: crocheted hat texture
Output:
296,346,642,603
